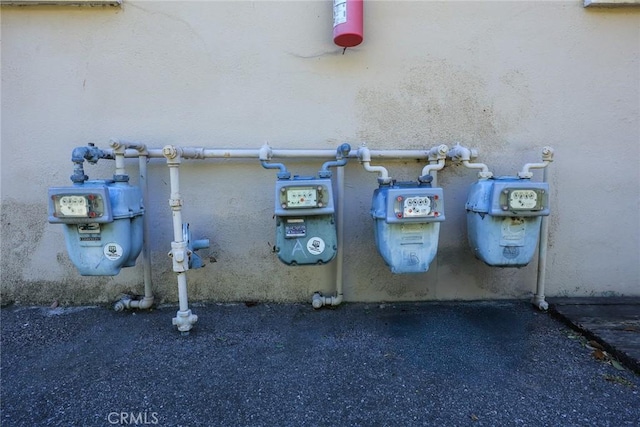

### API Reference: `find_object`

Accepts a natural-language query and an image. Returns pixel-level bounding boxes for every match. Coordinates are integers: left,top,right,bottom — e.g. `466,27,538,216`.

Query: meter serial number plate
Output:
508,190,539,210
285,219,306,238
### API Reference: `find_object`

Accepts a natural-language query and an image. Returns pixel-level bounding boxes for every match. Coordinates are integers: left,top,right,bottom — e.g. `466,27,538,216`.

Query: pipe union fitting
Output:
162,145,179,160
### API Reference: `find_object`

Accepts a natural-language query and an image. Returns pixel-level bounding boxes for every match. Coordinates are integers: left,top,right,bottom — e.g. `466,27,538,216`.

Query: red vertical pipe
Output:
333,0,363,48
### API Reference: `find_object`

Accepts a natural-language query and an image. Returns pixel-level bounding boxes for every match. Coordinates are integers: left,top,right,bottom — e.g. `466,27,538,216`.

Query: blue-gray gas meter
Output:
466,177,549,267
48,180,144,276
371,181,445,274
274,177,337,265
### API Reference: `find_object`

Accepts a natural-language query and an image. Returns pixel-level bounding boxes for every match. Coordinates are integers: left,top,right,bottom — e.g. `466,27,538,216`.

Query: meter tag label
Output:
285,219,306,238
104,243,123,260
333,1,347,27
500,218,525,246
78,223,101,234
307,237,325,255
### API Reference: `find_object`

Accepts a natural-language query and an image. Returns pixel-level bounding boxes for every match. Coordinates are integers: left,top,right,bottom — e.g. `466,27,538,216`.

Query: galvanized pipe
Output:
531,147,554,311
118,147,431,161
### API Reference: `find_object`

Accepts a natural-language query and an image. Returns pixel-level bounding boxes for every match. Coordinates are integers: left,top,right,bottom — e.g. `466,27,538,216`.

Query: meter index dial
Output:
52,194,105,218
280,185,328,209
508,189,540,210
58,195,89,216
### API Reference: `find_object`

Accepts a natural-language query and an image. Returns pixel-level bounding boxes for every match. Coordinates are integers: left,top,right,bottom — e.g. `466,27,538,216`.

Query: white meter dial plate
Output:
52,193,105,218
508,190,538,210
403,196,432,217
58,196,89,217
286,187,318,208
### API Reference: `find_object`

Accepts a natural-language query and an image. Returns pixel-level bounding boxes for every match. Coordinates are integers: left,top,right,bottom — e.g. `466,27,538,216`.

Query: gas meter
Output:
465,177,549,267
274,177,337,265
48,180,144,275
370,180,445,274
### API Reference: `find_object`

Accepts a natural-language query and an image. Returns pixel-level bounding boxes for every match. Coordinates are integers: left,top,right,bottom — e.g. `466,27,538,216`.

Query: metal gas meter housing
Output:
274,177,337,266
48,179,144,276
465,177,549,267
370,181,445,274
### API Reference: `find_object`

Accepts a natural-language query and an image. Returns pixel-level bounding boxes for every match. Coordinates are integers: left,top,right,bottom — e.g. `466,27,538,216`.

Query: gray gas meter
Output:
371,181,445,274
48,180,144,276
274,178,337,265
466,177,549,267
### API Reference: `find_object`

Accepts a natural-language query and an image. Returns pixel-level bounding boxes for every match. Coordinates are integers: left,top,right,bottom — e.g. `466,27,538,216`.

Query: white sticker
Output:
333,0,347,27
103,242,123,260
500,218,525,246
307,237,326,255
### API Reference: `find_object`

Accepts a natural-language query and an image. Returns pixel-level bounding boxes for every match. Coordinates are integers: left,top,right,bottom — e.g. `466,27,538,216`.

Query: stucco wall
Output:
1,1,639,305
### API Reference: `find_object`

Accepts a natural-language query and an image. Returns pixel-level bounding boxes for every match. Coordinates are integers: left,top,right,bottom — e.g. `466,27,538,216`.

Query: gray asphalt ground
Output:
2,300,639,427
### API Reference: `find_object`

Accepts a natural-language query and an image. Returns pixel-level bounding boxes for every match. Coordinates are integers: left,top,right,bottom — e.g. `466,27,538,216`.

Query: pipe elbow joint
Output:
447,144,471,162
258,143,272,161
162,145,182,164
71,147,89,163
72,145,104,163
428,144,449,161
357,145,372,163
336,143,351,159
320,143,352,174
109,138,125,152
421,159,445,178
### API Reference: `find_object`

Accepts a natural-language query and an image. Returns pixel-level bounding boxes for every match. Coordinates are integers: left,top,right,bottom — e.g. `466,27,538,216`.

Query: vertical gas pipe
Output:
163,145,198,334
333,0,363,48
520,147,554,310
110,139,154,311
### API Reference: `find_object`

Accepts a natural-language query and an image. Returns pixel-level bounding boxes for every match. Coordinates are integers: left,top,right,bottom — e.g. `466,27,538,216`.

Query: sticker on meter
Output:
306,237,325,255
508,190,539,210
103,243,123,261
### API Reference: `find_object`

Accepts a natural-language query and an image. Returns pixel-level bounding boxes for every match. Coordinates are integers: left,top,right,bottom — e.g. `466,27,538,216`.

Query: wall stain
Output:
1,200,47,284
356,61,531,152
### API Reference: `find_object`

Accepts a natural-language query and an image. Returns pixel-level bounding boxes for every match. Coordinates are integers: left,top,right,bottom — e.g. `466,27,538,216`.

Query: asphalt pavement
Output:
1,300,639,426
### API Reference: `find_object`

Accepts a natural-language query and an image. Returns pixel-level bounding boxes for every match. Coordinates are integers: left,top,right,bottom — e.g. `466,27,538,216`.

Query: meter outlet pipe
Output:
163,145,198,333
357,144,392,185
110,139,155,311
259,143,291,179
447,143,493,179
312,144,351,308
70,143,114,184
420,144,449,186
312,158,347,309
318,143,351,177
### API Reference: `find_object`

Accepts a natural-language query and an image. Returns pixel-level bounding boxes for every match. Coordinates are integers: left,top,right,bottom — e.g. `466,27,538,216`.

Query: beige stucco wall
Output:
1,1,639,305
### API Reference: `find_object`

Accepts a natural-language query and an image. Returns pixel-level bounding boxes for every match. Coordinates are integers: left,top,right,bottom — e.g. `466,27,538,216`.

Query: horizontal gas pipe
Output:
115,147,433,161
99,144,443,326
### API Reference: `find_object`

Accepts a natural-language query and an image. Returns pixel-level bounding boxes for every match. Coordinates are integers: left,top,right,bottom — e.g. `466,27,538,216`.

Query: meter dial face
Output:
58,195,89,217
508,190,539,210
402,196,432,217
52,194,105,218
286,187,318,208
